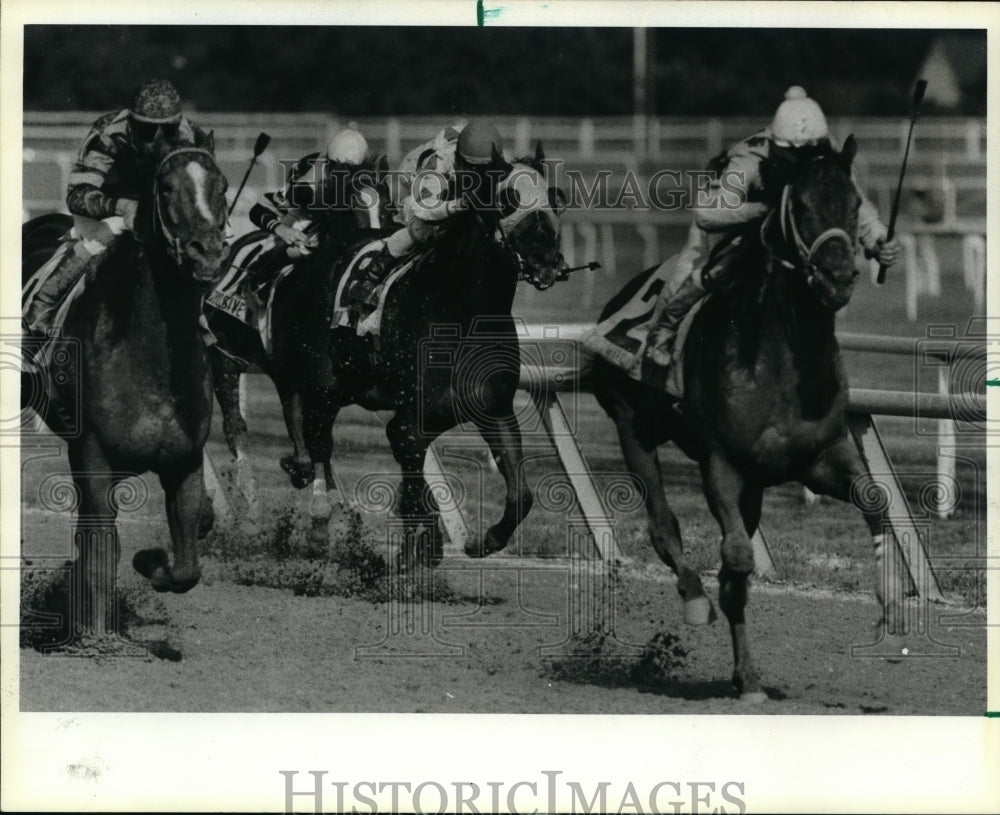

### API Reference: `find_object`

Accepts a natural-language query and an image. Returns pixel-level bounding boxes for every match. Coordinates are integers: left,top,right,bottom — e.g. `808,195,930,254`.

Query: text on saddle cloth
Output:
581,258,704,399
204,231,298,355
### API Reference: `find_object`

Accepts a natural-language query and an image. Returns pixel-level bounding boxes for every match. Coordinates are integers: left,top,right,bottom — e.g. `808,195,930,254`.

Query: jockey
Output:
248,126,380,255
644,86,901,366
24,79,209,338
346,119,511,306
245,127,383,290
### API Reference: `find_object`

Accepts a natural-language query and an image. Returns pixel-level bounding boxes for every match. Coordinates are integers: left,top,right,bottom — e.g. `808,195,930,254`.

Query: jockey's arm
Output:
855,178,900,265
407,170,464,224
66,127,135,225
249,191,313,249
692,147,768,233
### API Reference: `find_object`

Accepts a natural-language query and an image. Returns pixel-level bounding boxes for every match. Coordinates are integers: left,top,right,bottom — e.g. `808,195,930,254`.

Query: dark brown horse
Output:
293,157,566,563
203,155,392,523
593,136,901,700
22,128,228,644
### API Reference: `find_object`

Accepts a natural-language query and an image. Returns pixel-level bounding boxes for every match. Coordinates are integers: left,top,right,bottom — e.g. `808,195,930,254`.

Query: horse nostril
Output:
187,240,207,260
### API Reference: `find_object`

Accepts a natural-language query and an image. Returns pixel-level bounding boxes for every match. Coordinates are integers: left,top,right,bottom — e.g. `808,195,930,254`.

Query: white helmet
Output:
325,128,368,165
771,86,829,147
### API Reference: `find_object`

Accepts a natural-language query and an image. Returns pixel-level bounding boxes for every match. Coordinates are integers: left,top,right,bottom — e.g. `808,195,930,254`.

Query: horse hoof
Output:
133,548,170,580
740,690,769,705
683,596,716,626
169,567,201,594
464,531,506,559
281,457,314,489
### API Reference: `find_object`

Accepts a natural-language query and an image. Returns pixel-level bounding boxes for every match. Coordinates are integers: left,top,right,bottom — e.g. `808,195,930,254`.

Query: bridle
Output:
762,182,855,297
151,146,221,265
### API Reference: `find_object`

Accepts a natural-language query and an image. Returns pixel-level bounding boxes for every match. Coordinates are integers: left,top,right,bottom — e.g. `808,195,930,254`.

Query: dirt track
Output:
20,536,987,715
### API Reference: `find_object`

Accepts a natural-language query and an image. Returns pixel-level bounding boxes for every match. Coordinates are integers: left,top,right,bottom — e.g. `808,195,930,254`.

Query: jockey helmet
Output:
326,128,368,165
129,79,183,125
770,86,829,147
456,119,505,166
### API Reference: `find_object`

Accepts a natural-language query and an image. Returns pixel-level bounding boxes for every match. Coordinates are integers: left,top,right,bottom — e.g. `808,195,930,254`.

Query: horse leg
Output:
275,377,314,489
803,436,906,637
133,457,203,593
300,383,341,546
210,351,260,524
701,452,765,701
612,413,715,625
386,412,443,568
67,439,121,639
466,411,533,559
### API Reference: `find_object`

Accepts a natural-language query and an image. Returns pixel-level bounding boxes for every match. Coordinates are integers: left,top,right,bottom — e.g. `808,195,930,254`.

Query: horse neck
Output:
443,224,517,323
106,239,207,370
761,262,842,405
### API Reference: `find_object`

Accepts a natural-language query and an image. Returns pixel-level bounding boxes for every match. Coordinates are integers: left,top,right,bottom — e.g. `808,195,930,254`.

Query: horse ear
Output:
841,134,857,167
198,129,216,154
534,141,545,167
377,154,389,173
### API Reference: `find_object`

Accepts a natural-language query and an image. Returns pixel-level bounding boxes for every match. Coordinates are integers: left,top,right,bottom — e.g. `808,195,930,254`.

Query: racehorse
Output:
22,127,228,645
203,155,392,518
293,151,566,564
592,136,902,701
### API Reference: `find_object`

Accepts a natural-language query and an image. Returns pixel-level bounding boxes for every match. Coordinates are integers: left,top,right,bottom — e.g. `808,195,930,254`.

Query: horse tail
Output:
22,213,74,285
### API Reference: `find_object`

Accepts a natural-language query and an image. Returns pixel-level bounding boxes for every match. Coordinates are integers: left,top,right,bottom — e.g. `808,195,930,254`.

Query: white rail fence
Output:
22,114,987,319
204,324,986,605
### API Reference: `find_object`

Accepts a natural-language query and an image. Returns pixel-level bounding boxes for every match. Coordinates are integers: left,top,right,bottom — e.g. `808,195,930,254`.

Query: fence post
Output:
385,117,402,165
935,367,957,520
579,119,595,159
531,389,626,563
847,412,945,602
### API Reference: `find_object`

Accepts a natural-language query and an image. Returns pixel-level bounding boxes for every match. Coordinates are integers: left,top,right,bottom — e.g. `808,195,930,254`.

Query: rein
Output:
762,183,854,297
152,146,218,264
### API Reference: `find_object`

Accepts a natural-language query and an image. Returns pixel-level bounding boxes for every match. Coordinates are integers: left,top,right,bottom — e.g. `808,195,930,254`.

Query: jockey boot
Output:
645,273,705,367
24,242,92,347
347,244,395,307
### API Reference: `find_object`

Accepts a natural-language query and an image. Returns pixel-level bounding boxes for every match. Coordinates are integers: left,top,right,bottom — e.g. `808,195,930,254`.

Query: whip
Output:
228,132,271,217
876,79,927,285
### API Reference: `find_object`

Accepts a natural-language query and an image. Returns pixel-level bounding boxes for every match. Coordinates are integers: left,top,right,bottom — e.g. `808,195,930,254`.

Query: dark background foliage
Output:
23,26,986,116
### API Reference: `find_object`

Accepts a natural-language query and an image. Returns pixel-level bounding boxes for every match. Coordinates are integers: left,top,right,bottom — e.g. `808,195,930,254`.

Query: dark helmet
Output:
456,119,505,166
129,79,182,124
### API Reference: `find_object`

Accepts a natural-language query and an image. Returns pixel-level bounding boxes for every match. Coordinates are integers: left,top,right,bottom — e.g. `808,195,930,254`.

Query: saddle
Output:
332,242,425,338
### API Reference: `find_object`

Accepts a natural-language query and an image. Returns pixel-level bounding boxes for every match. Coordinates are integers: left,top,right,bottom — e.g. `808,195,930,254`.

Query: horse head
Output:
147,128,229,284
498,150,567,289
761,135,861,310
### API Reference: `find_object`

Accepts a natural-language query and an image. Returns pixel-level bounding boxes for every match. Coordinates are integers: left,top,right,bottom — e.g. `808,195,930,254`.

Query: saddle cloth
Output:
22,241,89,371
581,255,702,399
332,242,422,338
204,231,299,355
